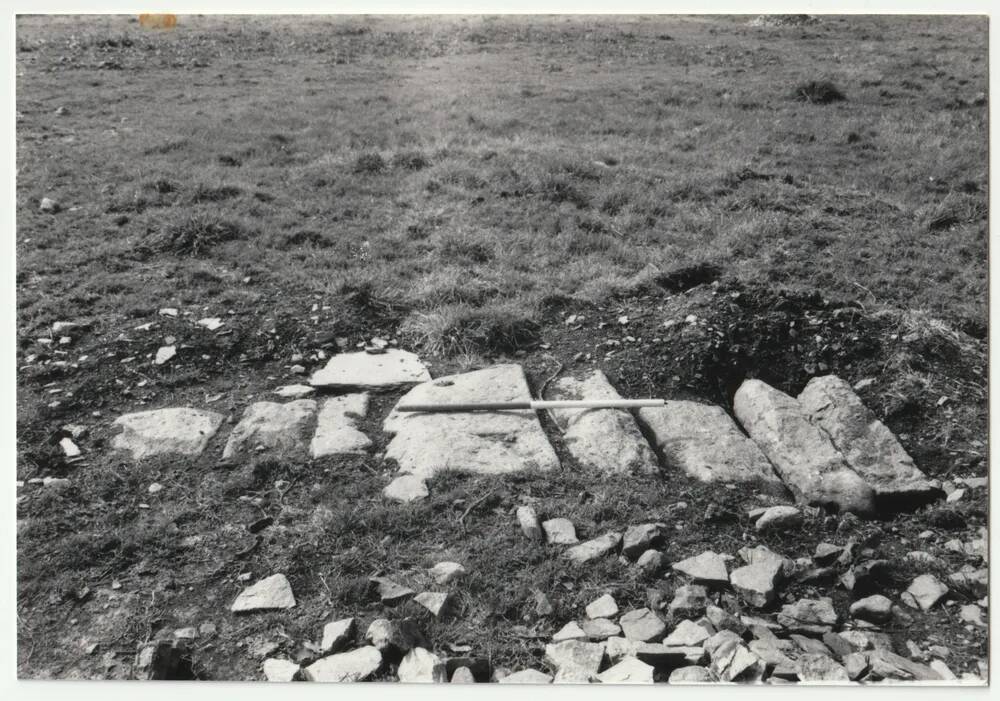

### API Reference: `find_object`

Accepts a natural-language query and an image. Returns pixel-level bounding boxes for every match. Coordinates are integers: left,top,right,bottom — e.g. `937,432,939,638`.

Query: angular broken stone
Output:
552,621,587,642
274,384,316,399
754,505,803,532
383,474,429,503
821,632,855,661
733,379,876,516
797,653,849,682
597,657,655,683
747,639,796,670
705,605,744,634
370,577,415,605
663,619,711,647
619,608,667,642
949,568,987,598
397,647,447,683
637,643,705,667
580,618,621,641
263,657,300,682
364,618,426,653
929,659,957,680
155,345,176,365
813,543,844,566
865,649,941,681
849,595,893,623
902,574,948,611
112,408,224,460
622,523,664,560
303,646,382,682
543,640,605,676
310,349,430,388
451,666,476,683
546,370,659,475
777,598,837,635
222,400,317,459
672,551,729,585
498,669,553,684
585,593,619,619
310,394,371,457
668,665,715,683
320,617,356,653
843,652,871,680
563,532,621,564
705,630,743,659
798,376,938,502
414,591,453,618
638,400,785,492
383,365,559,479
668,585,709,618
542,518,578,544
429,561,466,585
709,640,765,682
231,574,296,612
516,505,544,542
730,559,783,608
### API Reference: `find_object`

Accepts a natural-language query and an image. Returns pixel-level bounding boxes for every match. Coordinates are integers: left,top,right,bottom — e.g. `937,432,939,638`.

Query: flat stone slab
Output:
383,474,429,503
798,375,938,501
383,365,559,479
222,400,317,459
231,574,296,612
499,669,553,684
310,394,371,458
672,551,729,585
638,400,785,492
303,646,382,682
597,657,655,683
310,349,431,389
263,658,300,682
563,532,622,564
733,379,876,516
112,408,224,460
545,370,658,475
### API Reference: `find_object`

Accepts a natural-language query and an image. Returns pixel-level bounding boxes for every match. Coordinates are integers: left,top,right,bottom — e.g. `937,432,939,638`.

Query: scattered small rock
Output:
231,574,296,613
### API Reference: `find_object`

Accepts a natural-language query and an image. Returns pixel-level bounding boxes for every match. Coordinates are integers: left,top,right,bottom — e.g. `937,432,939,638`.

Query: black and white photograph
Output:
11,6,991,687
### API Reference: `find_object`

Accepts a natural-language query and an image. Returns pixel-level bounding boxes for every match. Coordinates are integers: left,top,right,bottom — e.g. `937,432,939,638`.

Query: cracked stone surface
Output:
222,400,317,459
231,574,296,613
309,349,431,388
638,400,785,492
302,646,382,682
383,365,559,479
545,370,658,475
734,379,876,516
112,408,224,460
798,375,938,501
310,394,372,457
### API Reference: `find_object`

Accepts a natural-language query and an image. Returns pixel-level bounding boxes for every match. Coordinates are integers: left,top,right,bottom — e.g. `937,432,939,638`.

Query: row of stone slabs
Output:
109,349,939,516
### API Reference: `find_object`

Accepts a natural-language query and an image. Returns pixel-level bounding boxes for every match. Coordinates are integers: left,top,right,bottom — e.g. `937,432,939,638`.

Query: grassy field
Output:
15,15,988,681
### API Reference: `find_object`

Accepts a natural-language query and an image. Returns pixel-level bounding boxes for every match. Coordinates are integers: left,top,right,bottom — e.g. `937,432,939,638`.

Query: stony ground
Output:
15,13,987,685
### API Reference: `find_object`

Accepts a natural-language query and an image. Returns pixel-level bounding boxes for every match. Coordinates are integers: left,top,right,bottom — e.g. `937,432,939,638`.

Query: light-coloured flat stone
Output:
552,622,587,642
428,561,466,584
544,640,605,676
730,558,783,608
414,591,452,618
619,608,667,642
303,646,382,682
734,379,876,516
668,665,715,683
798,375,937,500
310,394,371,457
622,523,664,560
310,349,430,389
563,532,621,564
383,474,429,503
902,574,948,611
263,658,300,682
580,618,621,641
112,408,224,460
597,657,655,683
586,594,619,619
797,653,850,682
638,400,784,492
545,370,659,475
498,669,553,684
320,618,355,653
231,574,296,612
222,400,317,459
517,505,544,541
754,505,803,532
397,647,447,682
663,619,711,647
542,518,578,544
777,597,837,634
672,551,729,585
383,365,559,478
274,384,316,399
451,666,476,683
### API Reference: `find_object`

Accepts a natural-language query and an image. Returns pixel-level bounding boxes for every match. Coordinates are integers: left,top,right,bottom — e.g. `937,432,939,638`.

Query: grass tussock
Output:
400,303,541,357
152,213,246,255
793,80,846,104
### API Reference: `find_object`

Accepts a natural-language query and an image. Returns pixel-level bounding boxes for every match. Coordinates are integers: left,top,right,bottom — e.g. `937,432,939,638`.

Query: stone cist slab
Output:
310,349,431,389
383,365,559,478
545,370,658,474
637,400,785,492
798,375,938,502
310,394,372,458
222,400,317,459
112,408,224,460
733,379,876,516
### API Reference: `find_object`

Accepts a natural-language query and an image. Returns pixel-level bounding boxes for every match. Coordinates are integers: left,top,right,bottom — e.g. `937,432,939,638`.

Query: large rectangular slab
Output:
798,375,939,503
545,370,659,475
637,400,785,493
310,349,431,389
733,379,875,516
222,400,317,460
310,394,372,458
383,364,559,478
